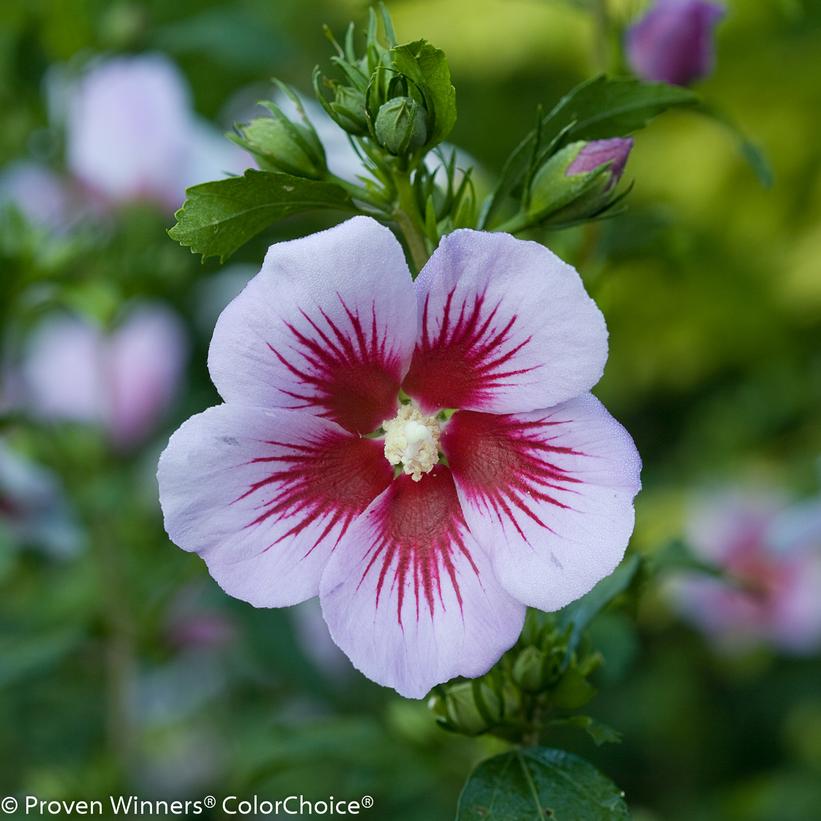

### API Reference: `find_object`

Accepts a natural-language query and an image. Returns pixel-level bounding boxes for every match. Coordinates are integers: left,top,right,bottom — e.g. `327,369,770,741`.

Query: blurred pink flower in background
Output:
667,488,821,654
21,303,188,449
626,0,725,87
65,54,250,211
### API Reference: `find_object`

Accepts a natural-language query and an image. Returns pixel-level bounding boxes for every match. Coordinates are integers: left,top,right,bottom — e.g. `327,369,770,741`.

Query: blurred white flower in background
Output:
64,54,250,211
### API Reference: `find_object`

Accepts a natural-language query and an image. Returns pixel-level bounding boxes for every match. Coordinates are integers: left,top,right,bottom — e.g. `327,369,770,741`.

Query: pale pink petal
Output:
403,230,607,414
106,304,188,448
209,217,417,435
441,394,641,611
158,404,393,607
319,467,525,698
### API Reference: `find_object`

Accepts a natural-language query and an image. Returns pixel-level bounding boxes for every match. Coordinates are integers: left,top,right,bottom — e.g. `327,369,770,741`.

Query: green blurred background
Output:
1,1,820,818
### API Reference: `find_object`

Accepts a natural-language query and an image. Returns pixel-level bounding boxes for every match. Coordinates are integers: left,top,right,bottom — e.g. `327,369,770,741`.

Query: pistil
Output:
383,404,441,481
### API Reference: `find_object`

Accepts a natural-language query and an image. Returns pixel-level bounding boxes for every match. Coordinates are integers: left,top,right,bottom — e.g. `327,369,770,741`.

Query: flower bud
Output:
330,86,370,136
374,96,428,156
235,107,326,179
527,138,632,226
566,138,633,189
442,681,501,735
626,0,725,87
511,645,563,693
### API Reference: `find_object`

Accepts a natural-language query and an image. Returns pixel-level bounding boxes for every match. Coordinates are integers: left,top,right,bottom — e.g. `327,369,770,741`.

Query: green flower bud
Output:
330,86,369,136
374,96,428,156
235,109,326,179
512,645,565,693
527,138,632,226
440,681,503,736
512,646,549,693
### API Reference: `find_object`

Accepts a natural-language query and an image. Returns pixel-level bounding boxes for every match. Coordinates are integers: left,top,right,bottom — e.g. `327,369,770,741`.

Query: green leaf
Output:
390,40,456,146
168,169,355,262
557,553,642,659
543,75,697,144
456,747,629,820
481,76,697,228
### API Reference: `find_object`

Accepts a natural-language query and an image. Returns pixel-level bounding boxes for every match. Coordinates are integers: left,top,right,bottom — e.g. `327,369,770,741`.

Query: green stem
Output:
393,171,430,274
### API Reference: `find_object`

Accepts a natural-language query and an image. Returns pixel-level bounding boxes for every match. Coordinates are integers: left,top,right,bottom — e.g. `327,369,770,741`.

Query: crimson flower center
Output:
382,404,441,482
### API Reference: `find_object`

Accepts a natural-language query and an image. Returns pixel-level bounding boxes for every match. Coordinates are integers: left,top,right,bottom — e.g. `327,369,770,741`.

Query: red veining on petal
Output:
442,411,586,541
402,288,537,412
357,467,479,627
234,431,392,558
269,294,402,434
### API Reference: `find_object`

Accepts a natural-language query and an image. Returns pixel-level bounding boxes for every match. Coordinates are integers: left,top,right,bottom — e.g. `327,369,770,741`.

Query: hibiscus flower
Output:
158,217,641,697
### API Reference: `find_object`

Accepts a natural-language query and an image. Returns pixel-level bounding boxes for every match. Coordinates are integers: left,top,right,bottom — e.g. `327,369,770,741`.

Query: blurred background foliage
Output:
1,1,820,819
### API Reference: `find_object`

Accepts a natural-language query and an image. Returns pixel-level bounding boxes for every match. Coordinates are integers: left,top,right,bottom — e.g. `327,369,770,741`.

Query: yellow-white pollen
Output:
383,404,441,482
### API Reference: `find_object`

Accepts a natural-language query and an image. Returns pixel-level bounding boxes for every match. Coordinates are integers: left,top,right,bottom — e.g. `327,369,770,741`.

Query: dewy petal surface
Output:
209,217,417,435
319,467,526,699
158,403,392,607
442,394,641,611
403,230,607,414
